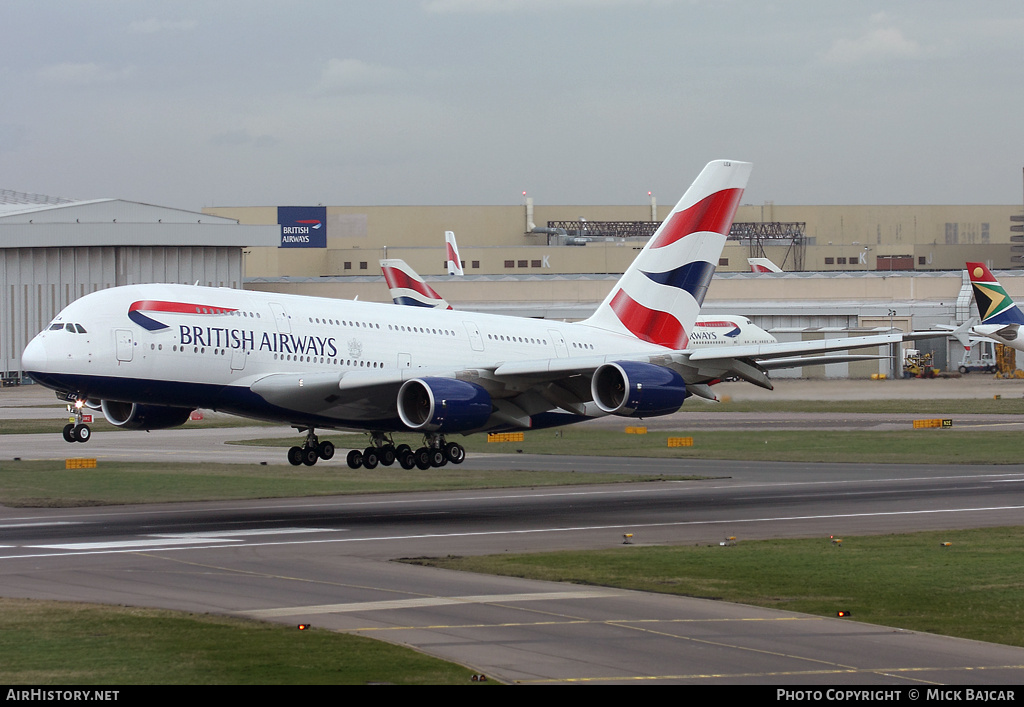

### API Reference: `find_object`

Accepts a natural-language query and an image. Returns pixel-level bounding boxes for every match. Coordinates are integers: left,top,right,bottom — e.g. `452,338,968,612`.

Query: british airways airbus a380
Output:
22,160,900,470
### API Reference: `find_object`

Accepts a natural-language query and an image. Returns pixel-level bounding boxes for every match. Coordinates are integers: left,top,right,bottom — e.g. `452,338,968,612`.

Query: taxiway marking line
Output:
244,590,625,618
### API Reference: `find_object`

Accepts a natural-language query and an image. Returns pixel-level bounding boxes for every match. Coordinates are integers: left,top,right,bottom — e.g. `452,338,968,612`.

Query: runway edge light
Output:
297,623,310,631
837,610,852,618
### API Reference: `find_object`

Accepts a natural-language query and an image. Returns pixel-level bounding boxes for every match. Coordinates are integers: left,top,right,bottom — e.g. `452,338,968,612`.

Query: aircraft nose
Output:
21,334,48,374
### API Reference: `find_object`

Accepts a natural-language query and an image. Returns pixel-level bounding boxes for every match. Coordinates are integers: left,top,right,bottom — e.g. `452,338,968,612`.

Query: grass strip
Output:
409,526,1024,647
238,428,1024,465
0,598,484,685
0,459,673,507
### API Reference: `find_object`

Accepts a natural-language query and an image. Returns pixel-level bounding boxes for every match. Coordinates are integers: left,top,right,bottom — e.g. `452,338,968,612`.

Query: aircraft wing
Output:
250,333,907,424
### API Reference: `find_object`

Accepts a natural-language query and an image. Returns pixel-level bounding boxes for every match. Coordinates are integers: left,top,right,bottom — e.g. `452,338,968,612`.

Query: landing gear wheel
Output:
379,444,396,466
346,449,363,469
288,446,304,466
444,442,465,464
302,447,319,466
74,424,91,443
429,448,447,467
396,444,411,458
414,447,432,470
317,441,335,460
398,451,416,470
362,447,379,470
63,424,76,443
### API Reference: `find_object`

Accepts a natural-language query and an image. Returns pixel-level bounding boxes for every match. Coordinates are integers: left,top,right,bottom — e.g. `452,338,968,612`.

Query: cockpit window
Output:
53,322,87,333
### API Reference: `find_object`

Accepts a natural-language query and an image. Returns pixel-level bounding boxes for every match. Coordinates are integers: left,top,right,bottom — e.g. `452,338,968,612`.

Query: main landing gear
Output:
62,399,91,443
345,432,398,470
284,429,467,470
286,428,335,467
396,434,466,471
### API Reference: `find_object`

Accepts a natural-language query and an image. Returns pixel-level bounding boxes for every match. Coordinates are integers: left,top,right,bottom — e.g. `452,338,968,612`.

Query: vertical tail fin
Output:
582,160,752,348
445,231,464,276
966,262,1024,325
380,259,452,309
748,257,781,273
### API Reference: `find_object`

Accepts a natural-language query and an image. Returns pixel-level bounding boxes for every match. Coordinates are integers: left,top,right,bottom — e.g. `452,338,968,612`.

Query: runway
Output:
2,454,1024,683
3,382,1024,683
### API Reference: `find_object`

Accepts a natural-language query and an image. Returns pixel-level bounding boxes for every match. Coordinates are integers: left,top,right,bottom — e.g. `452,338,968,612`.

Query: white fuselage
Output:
23,283,676,430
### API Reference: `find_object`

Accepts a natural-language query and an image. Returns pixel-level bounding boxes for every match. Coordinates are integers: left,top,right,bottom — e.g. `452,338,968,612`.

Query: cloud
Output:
37,62,135,84
824,23,923,65
128,19,198,34
317,59,404,93
210,129,279,148
422,0,655,13
0,123,29,154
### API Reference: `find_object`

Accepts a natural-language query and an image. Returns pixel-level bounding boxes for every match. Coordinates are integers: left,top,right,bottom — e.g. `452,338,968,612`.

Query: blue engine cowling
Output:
591,361,687,417
100,400,195,430
397,378,492,432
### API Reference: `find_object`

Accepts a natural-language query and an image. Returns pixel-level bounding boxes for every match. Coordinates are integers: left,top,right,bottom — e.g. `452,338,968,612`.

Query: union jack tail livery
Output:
582,160,752,349
445,231,464,276
380,259,452,309
967,262,1024,326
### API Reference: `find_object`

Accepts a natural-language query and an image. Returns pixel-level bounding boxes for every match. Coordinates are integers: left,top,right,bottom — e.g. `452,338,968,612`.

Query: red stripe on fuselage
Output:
129,300,237,316
650,188,744,249
608,289,688,349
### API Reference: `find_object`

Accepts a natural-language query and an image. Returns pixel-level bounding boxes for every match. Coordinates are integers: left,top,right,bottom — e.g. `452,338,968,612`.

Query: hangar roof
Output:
0,189,279,248
0,191,236,224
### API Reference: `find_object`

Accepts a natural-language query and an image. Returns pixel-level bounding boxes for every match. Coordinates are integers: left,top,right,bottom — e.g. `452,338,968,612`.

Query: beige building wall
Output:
205,203,1023,278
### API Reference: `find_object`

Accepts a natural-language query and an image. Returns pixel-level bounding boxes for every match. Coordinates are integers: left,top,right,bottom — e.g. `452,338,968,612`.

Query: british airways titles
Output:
178,325,339,357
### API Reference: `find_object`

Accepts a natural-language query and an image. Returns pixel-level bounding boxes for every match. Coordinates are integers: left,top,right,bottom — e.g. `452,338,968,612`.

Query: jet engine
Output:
397,378,492,432
100,401,195,430
591,361,687,417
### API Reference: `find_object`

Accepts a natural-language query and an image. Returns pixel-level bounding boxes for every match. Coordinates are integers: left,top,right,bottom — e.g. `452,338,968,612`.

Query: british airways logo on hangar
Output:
278,206,327,248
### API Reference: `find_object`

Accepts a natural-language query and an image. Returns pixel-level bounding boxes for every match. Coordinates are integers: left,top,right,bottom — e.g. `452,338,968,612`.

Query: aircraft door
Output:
464,322,484,351
398,353,412,368
115,329,133,362
548,329,568,358
269,302,291,334
230,346,246,371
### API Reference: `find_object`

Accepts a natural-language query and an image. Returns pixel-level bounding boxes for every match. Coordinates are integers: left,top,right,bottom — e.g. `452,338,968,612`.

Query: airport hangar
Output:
3,188,1020,380
205,199,1024,377
0,190,279,381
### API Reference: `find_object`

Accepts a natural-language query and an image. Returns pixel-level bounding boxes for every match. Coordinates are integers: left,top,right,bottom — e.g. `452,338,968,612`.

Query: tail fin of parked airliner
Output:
445,231,464,276
380,259,452,309
967,262,1024,326
748,257,782,273
581,160,752,349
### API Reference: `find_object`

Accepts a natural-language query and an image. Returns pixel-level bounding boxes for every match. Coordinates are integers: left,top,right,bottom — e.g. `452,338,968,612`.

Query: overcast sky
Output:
2,1,1023,210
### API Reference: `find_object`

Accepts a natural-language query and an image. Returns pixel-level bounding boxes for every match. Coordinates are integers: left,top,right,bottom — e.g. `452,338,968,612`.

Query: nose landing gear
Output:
62,398,91,443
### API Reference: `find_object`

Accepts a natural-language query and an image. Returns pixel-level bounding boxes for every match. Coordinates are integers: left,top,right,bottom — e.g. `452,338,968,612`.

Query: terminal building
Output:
204,200,1024,377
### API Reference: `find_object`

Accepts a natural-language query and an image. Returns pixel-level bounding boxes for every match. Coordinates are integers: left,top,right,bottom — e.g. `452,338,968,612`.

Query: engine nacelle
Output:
397,378,492,432
100,401,194,430
591,361,687,417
